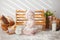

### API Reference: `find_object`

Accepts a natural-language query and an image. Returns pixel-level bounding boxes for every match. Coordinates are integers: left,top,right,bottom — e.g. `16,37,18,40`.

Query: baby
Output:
23,10,38,35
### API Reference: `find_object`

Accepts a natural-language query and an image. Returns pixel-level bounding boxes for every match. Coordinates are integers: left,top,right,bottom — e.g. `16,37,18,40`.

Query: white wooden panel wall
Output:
0,0,60,21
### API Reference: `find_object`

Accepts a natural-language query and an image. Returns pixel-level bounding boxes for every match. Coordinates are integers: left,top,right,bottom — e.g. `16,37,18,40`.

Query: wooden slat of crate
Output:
16,18,27,21
16,18,45,21
16,10,26,13
16,10,44,13
16,21,24,25
16,14,45,18
35,21,45,25
16,21,45,25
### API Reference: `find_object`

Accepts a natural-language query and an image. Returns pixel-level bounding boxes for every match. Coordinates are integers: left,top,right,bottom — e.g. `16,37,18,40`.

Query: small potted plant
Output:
45,10,53,19
45,10,54,29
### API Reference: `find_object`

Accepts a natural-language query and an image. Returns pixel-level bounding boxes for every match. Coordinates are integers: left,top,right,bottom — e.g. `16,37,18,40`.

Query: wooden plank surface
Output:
16,14,45,18
16,10,46,26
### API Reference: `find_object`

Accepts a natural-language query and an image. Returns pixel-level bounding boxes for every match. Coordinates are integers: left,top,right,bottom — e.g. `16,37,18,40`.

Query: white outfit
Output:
23,10,38,35
25,19,34,27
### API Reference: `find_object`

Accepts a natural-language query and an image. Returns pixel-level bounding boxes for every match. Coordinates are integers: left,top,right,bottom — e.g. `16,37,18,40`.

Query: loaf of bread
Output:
1,15,9,24
1,15,15,34
1,15,9,31
6,16,15,26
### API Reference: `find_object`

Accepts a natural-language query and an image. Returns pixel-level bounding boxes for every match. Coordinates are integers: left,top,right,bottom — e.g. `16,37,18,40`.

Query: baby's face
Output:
26,10,35,19
27,12,34,19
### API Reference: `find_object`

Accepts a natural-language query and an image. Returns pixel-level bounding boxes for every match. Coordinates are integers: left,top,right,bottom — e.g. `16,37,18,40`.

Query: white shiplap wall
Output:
0,0,60,21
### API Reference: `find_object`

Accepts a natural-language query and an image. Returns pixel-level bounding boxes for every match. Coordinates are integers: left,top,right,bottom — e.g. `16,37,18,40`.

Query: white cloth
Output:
15,26,24,35
25,9,35,27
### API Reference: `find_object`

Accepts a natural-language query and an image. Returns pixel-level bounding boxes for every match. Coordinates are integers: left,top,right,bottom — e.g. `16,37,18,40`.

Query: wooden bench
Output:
16,10,46,30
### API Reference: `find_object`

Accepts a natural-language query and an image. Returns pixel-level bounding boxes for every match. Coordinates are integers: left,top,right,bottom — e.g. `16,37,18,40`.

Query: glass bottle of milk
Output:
52,16,56,31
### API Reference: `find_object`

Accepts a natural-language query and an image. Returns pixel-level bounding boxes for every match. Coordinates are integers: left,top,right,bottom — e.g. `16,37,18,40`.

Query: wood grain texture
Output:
16,10,46,27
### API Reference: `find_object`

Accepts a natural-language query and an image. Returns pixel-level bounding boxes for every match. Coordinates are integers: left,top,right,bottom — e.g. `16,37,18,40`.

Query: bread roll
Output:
5,16,15,34
1,15,15,33
1,15,9,31
6,16,15,26
1,15,9,24
1,21,9,31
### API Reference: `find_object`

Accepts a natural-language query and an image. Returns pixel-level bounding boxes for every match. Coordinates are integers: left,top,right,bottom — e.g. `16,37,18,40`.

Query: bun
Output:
1,15,9,24
1,15,15,33
1,23,8,31
1,15,9,31
6,16,15,26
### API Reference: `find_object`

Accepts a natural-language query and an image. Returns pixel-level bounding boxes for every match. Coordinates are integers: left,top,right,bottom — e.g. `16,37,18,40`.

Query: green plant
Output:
45,10,53,17
45,10,54,28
